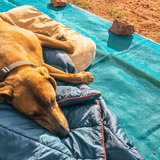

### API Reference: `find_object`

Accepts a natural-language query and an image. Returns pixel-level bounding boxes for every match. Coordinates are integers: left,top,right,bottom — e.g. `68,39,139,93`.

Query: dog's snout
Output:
55,119,70,138
57,126,70,138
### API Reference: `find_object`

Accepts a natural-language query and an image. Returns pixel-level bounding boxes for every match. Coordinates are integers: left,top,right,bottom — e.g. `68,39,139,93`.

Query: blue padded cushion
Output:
56,85,101,107
43,47,102,107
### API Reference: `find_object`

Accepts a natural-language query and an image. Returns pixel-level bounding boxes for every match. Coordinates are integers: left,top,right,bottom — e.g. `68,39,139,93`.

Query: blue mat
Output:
0,0,160,159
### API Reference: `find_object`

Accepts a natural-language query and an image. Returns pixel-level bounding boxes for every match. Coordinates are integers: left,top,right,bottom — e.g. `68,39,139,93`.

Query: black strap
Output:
0,61,38,82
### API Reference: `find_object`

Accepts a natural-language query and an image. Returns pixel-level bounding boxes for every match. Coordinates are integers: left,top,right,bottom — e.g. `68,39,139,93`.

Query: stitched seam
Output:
57,93,101,103
97,100,107,160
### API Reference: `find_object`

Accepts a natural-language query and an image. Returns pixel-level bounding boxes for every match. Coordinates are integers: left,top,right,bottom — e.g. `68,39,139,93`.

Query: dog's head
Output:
0,67,69,138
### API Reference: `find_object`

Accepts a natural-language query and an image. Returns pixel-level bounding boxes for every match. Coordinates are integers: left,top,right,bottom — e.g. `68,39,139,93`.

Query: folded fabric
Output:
56,85,101,107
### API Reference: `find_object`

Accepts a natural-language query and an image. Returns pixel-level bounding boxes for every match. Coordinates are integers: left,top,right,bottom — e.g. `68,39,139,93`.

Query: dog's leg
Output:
35,33,75,54
43,63,94,84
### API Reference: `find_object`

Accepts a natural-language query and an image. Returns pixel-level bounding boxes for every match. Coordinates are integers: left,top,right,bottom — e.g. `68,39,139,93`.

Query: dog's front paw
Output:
79,71,94,84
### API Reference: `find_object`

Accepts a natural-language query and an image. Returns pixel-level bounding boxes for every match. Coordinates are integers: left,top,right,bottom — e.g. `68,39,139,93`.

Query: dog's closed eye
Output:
30,113,41,118
51,98,55,106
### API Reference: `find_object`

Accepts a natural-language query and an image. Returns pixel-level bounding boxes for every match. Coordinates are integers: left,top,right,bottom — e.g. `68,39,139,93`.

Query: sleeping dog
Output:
0,17,94,137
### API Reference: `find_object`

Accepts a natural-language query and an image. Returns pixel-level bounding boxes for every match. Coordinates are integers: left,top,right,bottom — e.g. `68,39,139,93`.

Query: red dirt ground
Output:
69,0,160,44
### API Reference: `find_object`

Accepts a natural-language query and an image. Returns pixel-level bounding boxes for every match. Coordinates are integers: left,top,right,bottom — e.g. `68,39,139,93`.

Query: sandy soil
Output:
68,0,160,44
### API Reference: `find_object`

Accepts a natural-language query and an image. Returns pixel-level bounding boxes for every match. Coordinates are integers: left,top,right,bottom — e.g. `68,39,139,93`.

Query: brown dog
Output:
0,17,94,137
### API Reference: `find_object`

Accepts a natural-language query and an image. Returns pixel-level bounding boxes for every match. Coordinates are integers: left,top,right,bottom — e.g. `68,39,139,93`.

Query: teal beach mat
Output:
0,0,160,159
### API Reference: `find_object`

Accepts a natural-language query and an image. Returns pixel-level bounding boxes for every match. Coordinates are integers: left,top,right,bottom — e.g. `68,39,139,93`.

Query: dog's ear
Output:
37,67,57,91
48,77,57,91
0,82,14,104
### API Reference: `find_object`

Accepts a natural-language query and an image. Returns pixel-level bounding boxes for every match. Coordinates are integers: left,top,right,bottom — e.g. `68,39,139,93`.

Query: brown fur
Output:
0,18,94,137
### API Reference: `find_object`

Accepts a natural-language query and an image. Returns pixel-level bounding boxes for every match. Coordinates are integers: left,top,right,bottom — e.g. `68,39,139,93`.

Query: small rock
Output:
51,0,67,8
153,152,156,156
109,19,135,36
